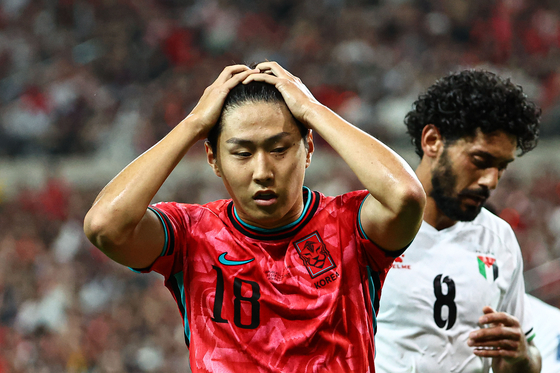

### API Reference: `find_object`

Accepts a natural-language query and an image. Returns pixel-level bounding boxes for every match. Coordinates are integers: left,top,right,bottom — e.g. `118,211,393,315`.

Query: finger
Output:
254,61,278,72
472,347,521,359
255,61,292,78
242,73,281,85
468,337,519,350
221,68,261,90
215,65,254,84
483,306,495,314
479,312,520,327
469,326,522,343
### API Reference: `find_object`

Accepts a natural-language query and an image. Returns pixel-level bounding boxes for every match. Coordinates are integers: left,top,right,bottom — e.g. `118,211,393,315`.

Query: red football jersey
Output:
138,188,401,372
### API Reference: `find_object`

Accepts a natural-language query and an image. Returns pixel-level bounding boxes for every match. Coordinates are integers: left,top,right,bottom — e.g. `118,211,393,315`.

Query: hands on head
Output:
188,62,318,142
187,64,260,141
241,61,320,125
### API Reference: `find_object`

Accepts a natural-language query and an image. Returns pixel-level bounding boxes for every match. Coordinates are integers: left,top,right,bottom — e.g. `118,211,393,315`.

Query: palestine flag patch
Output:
477,255,499,283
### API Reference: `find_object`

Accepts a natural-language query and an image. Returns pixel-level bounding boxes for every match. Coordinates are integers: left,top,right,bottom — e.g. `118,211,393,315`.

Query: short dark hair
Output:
207,81,309,152
405,70,541,157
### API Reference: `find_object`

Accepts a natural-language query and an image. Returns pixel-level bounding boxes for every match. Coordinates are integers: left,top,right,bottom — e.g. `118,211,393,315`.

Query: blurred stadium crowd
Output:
1,0,560,371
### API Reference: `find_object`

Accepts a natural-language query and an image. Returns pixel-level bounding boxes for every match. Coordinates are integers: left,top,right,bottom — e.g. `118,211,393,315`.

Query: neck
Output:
416,161,457,231
234,187,308,230
422,198,457,230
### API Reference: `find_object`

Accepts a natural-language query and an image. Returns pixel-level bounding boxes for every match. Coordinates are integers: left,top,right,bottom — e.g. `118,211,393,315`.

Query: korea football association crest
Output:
477,255,499,283
294,232,335,279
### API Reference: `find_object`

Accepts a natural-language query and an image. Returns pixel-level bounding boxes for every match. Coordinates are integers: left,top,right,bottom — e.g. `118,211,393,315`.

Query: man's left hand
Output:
468,306,528,362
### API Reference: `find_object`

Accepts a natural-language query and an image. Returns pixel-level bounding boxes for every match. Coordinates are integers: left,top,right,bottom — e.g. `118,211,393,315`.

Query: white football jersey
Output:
375,208,535,373
526,294,560,373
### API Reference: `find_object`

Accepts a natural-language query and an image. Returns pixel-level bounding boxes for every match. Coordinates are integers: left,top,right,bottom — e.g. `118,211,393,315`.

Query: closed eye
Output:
235,151,252,157
272,147,288,153
472,157,489,169
472,156,511,172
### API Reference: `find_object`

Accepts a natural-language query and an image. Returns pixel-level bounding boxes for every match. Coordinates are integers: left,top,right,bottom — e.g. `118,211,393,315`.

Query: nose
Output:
252,152,274,185
478,167,500,190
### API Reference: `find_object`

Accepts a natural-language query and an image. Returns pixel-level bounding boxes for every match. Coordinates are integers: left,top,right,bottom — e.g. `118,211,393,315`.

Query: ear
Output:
421,124,444,159
305,130,314,169
205,141,221,177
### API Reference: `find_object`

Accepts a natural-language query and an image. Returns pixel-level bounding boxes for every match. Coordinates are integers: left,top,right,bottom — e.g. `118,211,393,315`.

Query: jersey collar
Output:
227,186,320,240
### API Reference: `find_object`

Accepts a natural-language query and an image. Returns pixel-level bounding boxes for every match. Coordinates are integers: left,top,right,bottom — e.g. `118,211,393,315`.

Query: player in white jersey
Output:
377,209,535,372
375,70,542,373
526,294,560,373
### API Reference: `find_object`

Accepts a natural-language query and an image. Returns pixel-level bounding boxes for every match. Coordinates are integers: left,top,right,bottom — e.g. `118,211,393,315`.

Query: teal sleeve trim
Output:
366,266,378,334
148,206,169,257
358,194,411,258
358,195,370,241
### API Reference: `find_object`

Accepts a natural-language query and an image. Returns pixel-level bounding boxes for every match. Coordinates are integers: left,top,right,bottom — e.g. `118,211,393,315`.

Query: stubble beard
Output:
430,150,485,222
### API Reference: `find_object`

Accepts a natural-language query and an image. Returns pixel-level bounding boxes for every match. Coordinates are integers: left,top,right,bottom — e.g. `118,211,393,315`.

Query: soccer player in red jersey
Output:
84,61,426,372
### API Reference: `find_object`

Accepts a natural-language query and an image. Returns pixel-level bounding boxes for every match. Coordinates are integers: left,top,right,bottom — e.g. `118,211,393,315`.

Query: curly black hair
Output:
405,70,541,158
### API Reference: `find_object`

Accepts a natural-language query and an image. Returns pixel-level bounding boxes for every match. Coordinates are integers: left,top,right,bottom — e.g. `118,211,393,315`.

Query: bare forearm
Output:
85,118,201,242
305,104,422,213
84,64,258,266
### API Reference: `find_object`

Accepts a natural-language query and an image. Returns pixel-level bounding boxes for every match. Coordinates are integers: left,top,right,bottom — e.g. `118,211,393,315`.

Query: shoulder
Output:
469,208,518,244
457,209,524,270
151,199,232,221
418,209,521,260
311,190,370,222
320,189,369,207
201,199,231,214
527,294,560,318
472,208,513,232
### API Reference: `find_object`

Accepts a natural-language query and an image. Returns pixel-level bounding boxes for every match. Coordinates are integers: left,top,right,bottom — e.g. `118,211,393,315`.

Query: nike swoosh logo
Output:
218,252,255,266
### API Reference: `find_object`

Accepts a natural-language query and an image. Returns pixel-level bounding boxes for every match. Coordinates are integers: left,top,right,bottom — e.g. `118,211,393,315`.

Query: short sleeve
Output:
499,227,535,341
132,202,188,280
352,191,406,272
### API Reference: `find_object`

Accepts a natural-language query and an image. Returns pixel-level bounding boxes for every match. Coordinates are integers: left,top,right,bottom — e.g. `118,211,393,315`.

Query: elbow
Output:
83,208,127,253
83,209,109,250
406,181,427,212
396,180,426,227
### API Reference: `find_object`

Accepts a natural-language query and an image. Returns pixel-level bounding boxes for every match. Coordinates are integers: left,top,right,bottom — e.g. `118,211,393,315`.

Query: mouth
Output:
460,193,487,206
253,191,279,206
459,187,489,206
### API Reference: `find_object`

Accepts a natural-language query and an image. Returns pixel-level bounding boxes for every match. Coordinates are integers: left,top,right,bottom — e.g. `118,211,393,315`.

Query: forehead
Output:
220,101,299,141
448,129,517,160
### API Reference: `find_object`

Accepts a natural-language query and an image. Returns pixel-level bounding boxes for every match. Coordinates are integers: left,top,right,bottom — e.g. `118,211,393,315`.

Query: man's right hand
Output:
84,64,259,269
186,64,260,140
